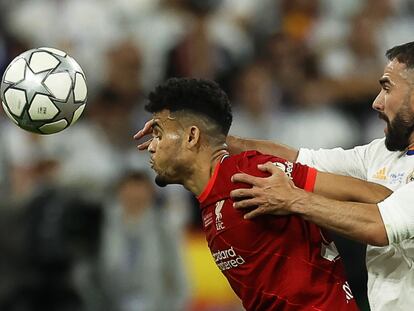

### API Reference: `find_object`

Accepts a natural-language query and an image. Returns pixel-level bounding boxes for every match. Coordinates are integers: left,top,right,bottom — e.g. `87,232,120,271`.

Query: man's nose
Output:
148,139,156,153
372,92,384,112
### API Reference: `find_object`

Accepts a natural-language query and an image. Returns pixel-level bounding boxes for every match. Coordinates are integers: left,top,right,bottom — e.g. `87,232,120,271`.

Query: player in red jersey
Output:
134,78,391,311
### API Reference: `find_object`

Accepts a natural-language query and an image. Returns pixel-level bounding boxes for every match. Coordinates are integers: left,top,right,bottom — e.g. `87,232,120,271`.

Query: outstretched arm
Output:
226,135,299,162
230,163,391,246
296,191,388,246
313,170,391,203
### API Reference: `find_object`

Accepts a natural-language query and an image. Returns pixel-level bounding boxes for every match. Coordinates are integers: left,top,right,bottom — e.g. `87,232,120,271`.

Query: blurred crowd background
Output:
0,0,413,310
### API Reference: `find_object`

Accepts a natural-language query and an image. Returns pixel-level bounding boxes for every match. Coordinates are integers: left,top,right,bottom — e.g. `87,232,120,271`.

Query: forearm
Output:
292,191,388,246
313,171,392,203
226,135,299,162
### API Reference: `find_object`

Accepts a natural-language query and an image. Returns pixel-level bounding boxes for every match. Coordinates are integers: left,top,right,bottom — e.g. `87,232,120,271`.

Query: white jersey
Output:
297,138,414,311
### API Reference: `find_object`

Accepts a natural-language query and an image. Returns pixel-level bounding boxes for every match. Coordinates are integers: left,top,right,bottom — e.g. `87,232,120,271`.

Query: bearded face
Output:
379,93,414,151
384,110,414,151
373,60,414,152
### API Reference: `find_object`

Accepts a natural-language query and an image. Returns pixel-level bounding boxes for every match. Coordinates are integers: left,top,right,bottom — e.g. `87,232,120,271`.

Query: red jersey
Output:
197,151,359,311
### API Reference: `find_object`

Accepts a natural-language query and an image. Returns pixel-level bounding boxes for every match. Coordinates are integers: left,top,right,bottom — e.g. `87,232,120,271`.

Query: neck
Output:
183,144,229,196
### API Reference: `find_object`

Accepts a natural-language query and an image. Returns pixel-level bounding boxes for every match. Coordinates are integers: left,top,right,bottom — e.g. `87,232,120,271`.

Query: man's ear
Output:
186,125,201,148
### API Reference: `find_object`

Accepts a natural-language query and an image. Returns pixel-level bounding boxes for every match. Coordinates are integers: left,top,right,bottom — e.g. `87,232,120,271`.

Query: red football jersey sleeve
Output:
198,151,358,311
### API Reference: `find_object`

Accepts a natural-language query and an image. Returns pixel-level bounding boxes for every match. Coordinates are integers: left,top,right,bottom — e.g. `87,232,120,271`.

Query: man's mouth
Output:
378,112,388,122
378,113,390,134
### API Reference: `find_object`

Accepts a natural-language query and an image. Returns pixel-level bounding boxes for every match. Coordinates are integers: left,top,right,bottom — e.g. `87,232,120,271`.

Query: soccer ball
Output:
0,47,87,134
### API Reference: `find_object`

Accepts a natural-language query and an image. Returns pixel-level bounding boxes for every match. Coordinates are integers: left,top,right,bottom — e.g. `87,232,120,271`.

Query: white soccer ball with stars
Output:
0,47,87,134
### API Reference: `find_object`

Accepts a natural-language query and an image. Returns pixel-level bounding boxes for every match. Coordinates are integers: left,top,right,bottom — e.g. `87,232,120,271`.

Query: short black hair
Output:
145,77,232,136
386,41,414,69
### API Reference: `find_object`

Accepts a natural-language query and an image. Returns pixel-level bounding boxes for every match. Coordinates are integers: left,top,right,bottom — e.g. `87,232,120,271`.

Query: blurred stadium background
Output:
0,0,413,310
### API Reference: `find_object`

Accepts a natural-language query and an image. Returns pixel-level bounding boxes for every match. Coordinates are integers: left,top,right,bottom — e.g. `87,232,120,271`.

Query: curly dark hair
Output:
145,77,232,136
386,41,414,69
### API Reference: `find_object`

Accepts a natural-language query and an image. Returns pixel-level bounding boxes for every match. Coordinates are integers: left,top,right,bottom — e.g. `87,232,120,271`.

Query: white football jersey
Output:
297,138,414,311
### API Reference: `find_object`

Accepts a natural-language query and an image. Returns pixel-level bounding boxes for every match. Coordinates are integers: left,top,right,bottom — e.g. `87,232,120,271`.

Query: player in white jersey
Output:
227,41,414,311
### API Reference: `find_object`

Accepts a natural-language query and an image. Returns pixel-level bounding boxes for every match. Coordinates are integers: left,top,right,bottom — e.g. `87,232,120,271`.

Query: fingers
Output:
133,119,154,140
230,187,256,199
258,162,285,176
231,173,262,186
232,197,261,209
243,207,290,219
243,206,268,220
137,139,153,150
287,178,296,188
134,119,154,151
232,162,286,187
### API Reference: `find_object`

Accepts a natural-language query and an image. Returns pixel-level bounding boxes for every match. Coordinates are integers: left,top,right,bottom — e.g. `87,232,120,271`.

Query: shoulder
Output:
364,138,386,152
230,150,288,175
362,138,399,162
232,150,286,164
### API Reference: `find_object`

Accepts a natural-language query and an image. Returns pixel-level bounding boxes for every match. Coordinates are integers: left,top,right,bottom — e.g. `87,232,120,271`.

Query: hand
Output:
230,162,304,219
133,119,154,150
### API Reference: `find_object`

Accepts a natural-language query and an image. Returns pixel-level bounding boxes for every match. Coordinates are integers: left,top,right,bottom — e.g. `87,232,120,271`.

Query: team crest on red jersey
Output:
215,200,225,231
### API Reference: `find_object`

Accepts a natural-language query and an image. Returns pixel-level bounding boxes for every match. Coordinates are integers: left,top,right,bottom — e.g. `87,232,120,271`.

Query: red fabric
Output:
198,151,359,311
198,156,223,203
304,167,318,192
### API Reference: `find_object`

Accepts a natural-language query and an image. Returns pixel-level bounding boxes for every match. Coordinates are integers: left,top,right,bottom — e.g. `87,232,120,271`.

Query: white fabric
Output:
378,182,414,244
298,137,414,311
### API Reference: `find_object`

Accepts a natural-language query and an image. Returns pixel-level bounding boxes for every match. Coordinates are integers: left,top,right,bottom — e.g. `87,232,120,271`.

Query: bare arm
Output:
295,191,388,246
300,171,390,246
230,163,391,246
314,171,391,203
226,135,299,162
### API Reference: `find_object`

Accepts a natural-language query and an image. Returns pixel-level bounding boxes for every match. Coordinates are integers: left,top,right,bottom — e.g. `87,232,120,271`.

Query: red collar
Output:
197,155,228,203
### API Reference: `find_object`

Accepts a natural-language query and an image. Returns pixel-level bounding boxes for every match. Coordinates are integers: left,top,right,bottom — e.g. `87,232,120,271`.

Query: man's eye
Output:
383,84,391,92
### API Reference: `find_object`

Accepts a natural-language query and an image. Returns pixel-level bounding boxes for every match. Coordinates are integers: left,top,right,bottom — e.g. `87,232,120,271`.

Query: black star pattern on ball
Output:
12,64,52,105
49,53,83,83
1,49,36,101
51,89,82,123
19,109,46,134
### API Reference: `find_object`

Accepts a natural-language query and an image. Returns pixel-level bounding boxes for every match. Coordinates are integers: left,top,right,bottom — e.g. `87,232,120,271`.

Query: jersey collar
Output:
197,155,229,203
